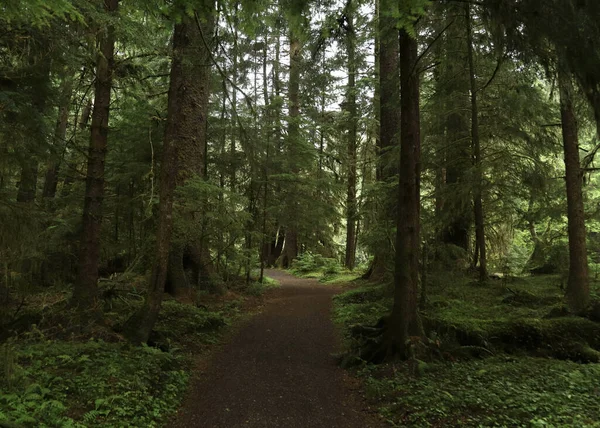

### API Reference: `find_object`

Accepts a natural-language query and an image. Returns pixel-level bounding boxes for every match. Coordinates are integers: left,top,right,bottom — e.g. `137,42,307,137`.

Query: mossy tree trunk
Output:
166,6,215,296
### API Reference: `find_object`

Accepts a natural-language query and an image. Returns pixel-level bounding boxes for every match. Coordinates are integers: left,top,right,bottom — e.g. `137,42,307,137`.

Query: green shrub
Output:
290,252,343,278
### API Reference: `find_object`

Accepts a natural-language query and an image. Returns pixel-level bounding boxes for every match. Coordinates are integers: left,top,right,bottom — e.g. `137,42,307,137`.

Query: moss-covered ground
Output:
331,271,600,427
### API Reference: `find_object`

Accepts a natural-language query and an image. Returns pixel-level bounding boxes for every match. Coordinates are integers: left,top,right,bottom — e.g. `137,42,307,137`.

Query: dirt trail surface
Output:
171,269,384,428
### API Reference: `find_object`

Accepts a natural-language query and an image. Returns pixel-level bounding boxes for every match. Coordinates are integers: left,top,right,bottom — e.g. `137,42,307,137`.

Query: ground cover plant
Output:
333,273,600,427
0,274,273,427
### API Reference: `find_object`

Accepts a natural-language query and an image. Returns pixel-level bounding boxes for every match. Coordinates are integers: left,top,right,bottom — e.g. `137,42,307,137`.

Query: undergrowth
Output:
0,341,187,427
362,357,600,427
0,273,273,426
289,252,362,284
333,273,600,427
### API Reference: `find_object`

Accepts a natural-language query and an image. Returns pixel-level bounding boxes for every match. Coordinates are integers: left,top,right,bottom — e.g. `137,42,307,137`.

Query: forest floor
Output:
171,269,384,428
330,269,600,427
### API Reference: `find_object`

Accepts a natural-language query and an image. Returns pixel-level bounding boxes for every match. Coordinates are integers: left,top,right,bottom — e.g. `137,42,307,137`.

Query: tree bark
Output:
260,34,271,283
368,0,400,281
387,29,424,357
72,0,118,311
466,4,487,281
165,7,215,296
344,6,358,271
280,23,302,268
558,65,590,314
124,5,213,343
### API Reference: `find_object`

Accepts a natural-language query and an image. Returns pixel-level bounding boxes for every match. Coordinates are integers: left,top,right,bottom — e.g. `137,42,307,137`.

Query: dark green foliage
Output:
333,284,391,328
0,341,187,427
334,273,600,425
360,357,600,427
151,301,228,346
290,252,341,277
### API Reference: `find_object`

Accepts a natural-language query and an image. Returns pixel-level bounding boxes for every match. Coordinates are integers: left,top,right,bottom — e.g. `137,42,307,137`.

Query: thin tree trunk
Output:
72,0,118,311
344,7,358,271
260,34,270,283
466,4,487,281
388,29,424,357
230,2,239,191
558,65,590,314
280,26,302,268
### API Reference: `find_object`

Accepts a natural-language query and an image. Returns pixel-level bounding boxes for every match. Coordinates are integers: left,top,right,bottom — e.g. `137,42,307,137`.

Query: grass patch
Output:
320,273,362,284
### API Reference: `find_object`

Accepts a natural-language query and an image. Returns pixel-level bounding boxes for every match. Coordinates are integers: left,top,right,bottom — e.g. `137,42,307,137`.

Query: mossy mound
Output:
424,315,600,362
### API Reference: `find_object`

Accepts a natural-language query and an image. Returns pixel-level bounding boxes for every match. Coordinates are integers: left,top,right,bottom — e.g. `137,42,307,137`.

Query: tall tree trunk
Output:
344,6,358,271
280,26,302,268
387,29,424,356
370,0,400,280
438,5,471,252
260,34,271,283
124,5,213,343
72,0,118,311
466,4,487,281
166,6,215,296
230,2,239,191
16,39,51,203
558,65,590,314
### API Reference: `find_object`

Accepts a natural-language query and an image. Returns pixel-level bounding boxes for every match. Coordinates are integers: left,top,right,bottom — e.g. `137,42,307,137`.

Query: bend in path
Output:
172,269,384,428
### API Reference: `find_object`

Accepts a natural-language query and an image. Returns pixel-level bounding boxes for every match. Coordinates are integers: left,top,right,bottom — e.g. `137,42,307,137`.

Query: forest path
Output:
171,269,384,428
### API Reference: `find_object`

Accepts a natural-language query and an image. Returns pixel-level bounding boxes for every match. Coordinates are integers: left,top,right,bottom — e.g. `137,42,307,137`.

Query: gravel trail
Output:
171,269,384,428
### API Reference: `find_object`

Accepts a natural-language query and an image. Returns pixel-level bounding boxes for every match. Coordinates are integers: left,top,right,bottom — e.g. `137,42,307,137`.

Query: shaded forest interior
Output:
2,0,600,426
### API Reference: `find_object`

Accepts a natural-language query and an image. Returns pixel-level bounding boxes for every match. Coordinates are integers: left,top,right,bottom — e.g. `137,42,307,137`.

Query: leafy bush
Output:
290,252,343,277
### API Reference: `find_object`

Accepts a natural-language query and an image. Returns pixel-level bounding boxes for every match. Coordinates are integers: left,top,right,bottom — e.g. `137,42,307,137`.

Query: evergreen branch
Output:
194,12,257,118
412,19,455,77
477,52,506,94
